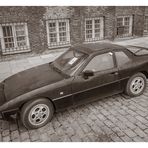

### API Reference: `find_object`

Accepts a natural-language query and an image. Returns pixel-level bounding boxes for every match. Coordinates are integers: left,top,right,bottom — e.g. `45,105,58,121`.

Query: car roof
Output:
72,42,125,55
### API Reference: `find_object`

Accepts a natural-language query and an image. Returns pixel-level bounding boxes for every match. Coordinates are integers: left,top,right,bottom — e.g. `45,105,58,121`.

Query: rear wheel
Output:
21,98,54,129
125,73,146,97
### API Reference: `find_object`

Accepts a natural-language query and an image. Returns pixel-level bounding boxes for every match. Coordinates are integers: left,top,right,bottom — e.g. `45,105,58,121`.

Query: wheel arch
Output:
139,71,148,78
19,96,56,112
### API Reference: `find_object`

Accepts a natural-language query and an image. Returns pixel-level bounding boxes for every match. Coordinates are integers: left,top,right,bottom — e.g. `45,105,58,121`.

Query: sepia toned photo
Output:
0,6,148,142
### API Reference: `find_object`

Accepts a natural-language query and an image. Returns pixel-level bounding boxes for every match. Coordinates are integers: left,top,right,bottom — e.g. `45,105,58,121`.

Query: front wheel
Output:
125,73,146,97
21,98,54,129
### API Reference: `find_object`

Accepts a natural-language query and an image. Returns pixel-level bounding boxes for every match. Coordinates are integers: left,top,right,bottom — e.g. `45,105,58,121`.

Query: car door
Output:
72,52,121,106
114,50,134,90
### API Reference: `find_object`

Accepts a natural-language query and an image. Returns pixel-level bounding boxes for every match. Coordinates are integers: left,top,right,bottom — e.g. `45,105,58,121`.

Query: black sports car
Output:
0,42,148,129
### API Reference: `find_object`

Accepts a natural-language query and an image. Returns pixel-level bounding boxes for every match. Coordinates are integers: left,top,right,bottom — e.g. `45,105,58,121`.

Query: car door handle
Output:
109,72,118,75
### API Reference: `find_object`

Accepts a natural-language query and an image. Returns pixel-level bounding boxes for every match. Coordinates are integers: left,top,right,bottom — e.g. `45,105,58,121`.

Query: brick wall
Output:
115,6,145,37
79,6,116,41
0,6,147,58
0,6,46,54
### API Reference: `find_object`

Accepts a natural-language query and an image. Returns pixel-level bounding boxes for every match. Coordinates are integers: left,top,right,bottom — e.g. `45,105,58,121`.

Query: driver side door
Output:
72,52,121,106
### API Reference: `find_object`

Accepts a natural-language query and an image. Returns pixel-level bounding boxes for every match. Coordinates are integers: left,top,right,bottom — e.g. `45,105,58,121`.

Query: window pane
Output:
17,36,25,41
49,33,57,43
124,17,130,26
59,22,66,32
95,19,100,28
86,20,92,29
15,24,27,47
2,26,14,48
17,42,26,47
144,16,148,32
15,25,25,36
86,20,93,39
84,52,114,72
15,25,25,30
48,22,56,32
115,51,130,66
2,26,13,37
117,18,123,27
59,32,67,42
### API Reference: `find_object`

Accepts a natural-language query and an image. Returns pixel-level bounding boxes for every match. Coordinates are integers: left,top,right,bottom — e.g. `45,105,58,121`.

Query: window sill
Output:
48,44,71,49
2,49,31,55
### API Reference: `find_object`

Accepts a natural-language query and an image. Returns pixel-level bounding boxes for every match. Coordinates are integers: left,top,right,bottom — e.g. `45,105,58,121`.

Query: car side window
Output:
115,51,131,66
83,52,114,72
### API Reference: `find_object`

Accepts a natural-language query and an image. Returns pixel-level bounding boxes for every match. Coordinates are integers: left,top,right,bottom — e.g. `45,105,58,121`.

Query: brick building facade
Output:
0,6,148,57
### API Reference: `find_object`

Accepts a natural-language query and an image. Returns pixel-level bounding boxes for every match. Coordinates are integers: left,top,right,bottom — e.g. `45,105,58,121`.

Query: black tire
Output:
21,98,54,129
125,73,146,97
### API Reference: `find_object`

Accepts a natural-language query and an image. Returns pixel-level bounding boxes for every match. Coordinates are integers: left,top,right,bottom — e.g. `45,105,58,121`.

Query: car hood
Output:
4,63,65,101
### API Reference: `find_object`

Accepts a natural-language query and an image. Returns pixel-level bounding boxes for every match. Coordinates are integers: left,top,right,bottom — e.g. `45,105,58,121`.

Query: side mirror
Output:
82,70,94,79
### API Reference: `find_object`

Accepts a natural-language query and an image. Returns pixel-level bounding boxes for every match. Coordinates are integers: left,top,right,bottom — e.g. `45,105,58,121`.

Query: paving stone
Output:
135,122,148,130
144,129,148,134
111,127,125,137
71,135,82,142
10,123,18,132
125,121,137,130
20,132,30,141
124,129,137,138
0,134,2,142
110,133,123,142
12,137,21,142
106,115,118,123
104,120,116,128
2,136,11,142
120,135,133,142
29,130,40,141
134,128,147,138
10,130,19,140
85,133,98,142
2,129,9,137
23,138,31,142
96,113,106,121
136,110,148,117
136,115,148,124
143,136,148,142
40,132,51,142
79,123,92,133
133,136,145,142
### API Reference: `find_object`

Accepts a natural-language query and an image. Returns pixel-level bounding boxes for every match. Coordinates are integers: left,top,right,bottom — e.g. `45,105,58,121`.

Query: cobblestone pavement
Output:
1,88,148,142
1,37,148,142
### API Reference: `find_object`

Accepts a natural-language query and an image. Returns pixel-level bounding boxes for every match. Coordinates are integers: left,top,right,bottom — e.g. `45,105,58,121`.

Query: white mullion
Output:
129,16,133,34
85,19,87,41
123,16,125,26
25,23,30,48
46,20,50,46
100,17,104,39
66,20,70,42
12,24,17,50
0,25,5,52
57,20,60,43
92,18,95,39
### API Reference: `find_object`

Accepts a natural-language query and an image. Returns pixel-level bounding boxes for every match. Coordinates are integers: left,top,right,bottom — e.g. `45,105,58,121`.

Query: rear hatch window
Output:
126,46,148,56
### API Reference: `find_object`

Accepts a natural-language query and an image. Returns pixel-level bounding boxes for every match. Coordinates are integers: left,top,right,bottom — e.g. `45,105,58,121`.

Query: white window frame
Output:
144,16,148,34
46,19,70,48
0,22,30,55
116,15,133,37
85,17,104,42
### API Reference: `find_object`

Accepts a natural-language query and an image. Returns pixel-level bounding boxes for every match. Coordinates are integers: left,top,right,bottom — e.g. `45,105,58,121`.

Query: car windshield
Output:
52,49,87,76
